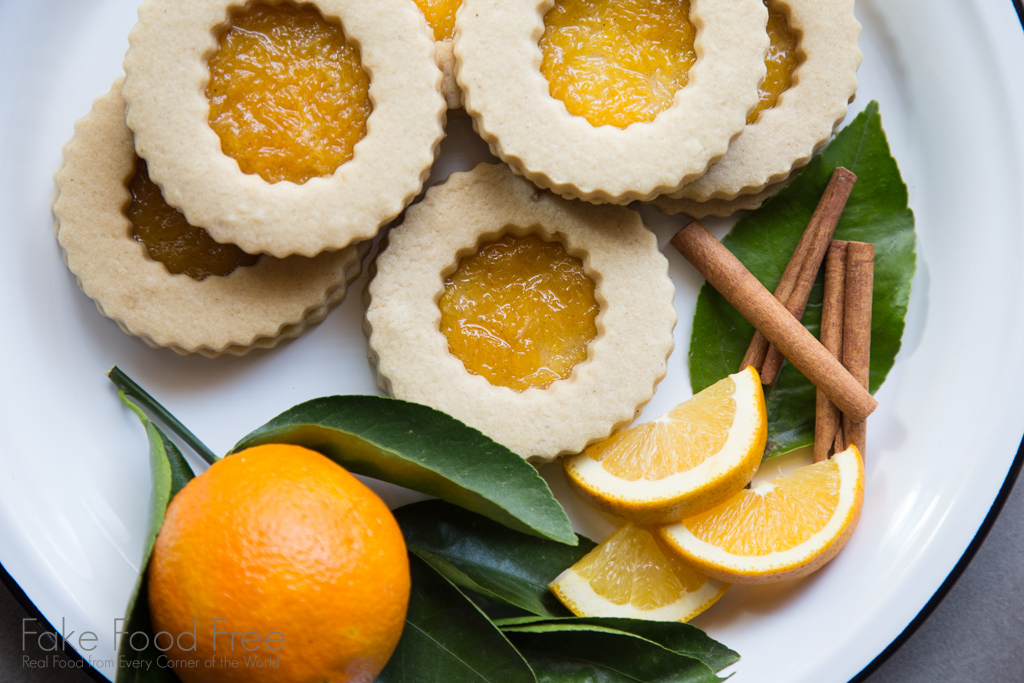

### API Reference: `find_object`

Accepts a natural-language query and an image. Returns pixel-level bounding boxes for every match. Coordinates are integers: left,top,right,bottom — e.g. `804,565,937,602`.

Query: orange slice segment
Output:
563,367,766,524
549,525,727,621
657,445,865,584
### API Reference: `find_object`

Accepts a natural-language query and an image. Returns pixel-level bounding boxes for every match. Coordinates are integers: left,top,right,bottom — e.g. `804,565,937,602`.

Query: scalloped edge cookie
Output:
54,79,367,358
364,163,676,462
436,41,462,109
651,170,797,218
122,0,446,258
667,0,861,202
453,0,768,205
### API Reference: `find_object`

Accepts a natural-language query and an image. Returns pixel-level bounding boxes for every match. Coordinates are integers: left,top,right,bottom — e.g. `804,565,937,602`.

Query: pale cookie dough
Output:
364,163,676,462
409,0,463,107
436,41,462,109
652,170,797,218
54,80,366,358
453,0,768,205
667,0,861,202
122,0,445,258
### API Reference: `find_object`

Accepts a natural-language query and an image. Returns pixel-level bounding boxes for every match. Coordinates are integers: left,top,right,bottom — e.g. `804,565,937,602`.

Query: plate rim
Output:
4,433,1023,683
2,1,1024,681
849,435,1024,682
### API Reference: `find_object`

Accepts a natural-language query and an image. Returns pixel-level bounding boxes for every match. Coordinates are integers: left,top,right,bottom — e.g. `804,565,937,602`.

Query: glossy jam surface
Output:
438,234,599,392
129,160,258,280
749,0,800,124
207,3,372,185
414,0,462,41
540,0,696,129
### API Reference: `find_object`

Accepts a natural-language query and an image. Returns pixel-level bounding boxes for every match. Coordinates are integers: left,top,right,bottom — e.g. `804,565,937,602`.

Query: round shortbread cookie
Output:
54,79,366,358
364,163,677,462
667,0,861,202
123,0,446,257
453,0,769,205
652,171,796,218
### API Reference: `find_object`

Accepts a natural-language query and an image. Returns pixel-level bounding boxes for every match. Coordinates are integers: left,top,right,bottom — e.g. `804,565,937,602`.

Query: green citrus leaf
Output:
396,500,596,618
376,554,537,683
689,101,916,457
231,396,576,544
505,625,725,683
500,618,738,673
116,393,194,683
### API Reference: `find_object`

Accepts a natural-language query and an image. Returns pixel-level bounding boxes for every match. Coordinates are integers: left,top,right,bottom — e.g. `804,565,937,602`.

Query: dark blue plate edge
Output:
851,2,1024,678
3,432,1022,683
849,437,1024,682
0,564,109,682
3,3,1024,682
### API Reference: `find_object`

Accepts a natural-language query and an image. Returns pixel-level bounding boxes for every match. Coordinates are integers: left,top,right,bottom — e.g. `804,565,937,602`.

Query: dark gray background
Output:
1,469,1022,683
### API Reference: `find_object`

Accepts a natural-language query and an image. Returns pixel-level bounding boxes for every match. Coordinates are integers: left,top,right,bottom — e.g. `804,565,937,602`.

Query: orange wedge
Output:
657,445,865,584
563,367,766,524
549,524,727,622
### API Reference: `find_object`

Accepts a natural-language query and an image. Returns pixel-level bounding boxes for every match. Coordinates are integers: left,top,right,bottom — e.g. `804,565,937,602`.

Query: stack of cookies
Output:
55,0,446,356
54,0,860,460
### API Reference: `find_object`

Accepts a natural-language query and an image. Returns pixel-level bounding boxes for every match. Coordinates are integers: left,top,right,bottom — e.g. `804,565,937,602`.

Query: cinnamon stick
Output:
760,167,857,384
737,167,856,376
672,221,877,422
739,223,817,371
814,241,848,463
841,242,875,456
833,421,845,457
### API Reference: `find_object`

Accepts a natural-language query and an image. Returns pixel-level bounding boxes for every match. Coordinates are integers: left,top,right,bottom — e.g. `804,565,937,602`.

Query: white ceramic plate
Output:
1,1,1023,681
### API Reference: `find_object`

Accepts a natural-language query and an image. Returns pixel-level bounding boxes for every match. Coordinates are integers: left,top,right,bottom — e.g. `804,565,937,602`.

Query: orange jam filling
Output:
749,0,800,124
129,160,258,280
413,0,462,41
438,234,599,392
540,0,697,129
206,2,372,185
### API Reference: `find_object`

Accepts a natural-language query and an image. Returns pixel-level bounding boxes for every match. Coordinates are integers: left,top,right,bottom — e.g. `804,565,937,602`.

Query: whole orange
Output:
147,444,410,683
